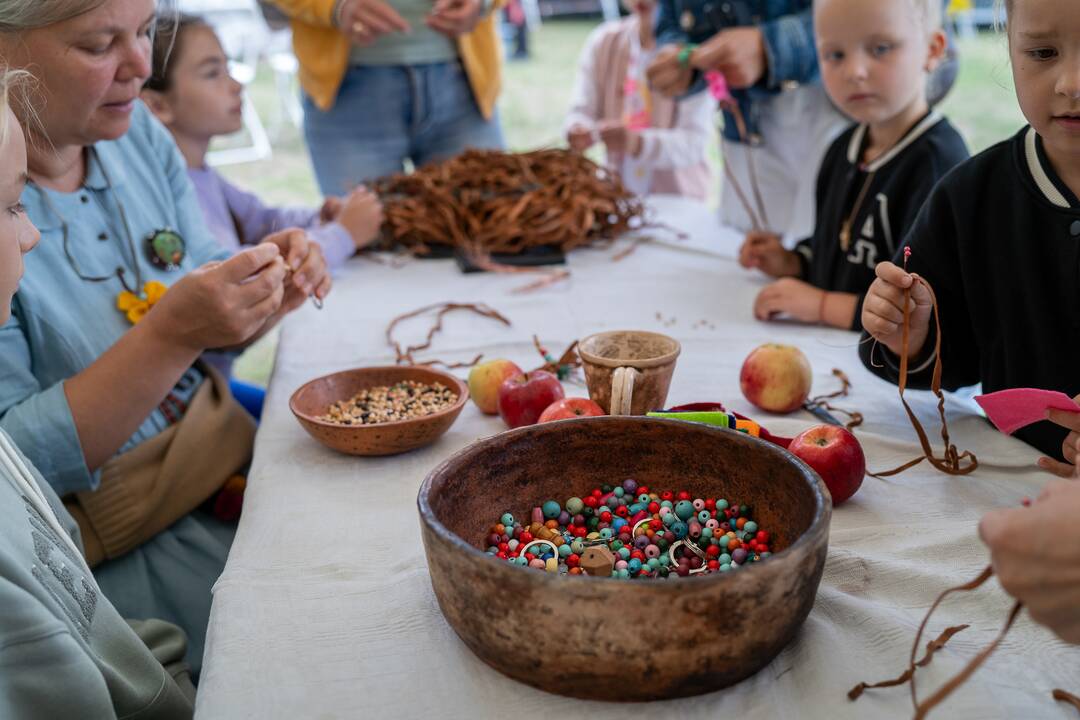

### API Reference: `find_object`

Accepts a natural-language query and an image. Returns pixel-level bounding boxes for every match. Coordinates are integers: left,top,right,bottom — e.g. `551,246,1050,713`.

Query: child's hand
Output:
336,187,385,251
319,196,344,224
646,45,693,97
598,122,642,157
753,278,824,323
1037,394,1080,477
979,480,1080,644
738,231,800,277
862,261,933,359
567,124,595,153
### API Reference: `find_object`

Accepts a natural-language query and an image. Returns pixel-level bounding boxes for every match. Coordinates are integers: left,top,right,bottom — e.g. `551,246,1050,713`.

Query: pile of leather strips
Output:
373,149,647,257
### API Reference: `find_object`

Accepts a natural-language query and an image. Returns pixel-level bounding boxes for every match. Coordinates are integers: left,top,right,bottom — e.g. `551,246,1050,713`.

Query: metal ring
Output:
632,518,651,537
519,539,559,558
311,295,324,310
668,539,709,575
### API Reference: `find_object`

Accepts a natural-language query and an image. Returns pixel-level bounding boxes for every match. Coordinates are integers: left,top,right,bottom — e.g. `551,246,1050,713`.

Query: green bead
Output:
500,513,514,526
674,500,695,521
719,563,732,572
618,547,631,560
740,504,750,516
601,484,613,493
719,553,731,564
647,558,660,570
566,497,584,514
716,499,729,510
542,500,561,519
701,528,713,540
606,496,620,509
718,536,730,549
588,517,600,530
618,569,630,579
744,521,758,534
761,552,772,558
659,554,671,567
571,539,585,554
614,487,625,498
610,540,624,552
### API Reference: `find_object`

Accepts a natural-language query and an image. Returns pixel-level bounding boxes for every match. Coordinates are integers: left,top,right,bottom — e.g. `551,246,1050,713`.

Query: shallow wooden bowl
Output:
418,416,831,701
290,366,468,456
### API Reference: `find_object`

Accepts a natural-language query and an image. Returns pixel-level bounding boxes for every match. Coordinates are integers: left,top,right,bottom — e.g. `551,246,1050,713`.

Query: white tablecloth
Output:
196,196,1079,719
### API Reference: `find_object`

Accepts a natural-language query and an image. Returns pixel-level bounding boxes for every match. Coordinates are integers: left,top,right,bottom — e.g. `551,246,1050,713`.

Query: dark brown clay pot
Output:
417,416,831,702
290,366,468,456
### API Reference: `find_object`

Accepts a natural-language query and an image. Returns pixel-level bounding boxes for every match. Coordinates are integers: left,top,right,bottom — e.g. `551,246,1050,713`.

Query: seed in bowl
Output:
320,381,458,425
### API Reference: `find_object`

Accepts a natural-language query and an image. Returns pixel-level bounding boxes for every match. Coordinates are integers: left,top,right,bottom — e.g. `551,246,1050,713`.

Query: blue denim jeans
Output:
302,61,505,195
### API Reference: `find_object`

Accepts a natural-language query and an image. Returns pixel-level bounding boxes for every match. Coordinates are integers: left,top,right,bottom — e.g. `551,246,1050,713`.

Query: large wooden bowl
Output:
290,366,468,456
418,416,831,701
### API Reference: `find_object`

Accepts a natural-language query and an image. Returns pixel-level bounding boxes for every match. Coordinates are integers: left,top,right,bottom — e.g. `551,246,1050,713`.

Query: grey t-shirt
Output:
0,430,194,719
348,0,458,66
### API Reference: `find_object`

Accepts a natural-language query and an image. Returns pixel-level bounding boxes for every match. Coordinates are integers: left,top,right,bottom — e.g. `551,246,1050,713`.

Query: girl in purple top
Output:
142,15,384,271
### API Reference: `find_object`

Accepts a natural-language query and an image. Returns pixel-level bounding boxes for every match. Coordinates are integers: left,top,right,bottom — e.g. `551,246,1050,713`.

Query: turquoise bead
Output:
674,500,695,520
566,497,584,514
716,499,729,510
570,539,585,554
660,500,673,510
614,487,625,498
637,493,650,504
719,553,731,565
718,536,730,549
761,552,772,558
659,554,671,567
618,569,630,579
671,521,688,539
647,558,660,570
558,544,572,558
744,521,758,534
701,528,713,540
618,547,631,560
719,563,732,572
662,513,676,527
542,500,561,519
500,513,515,527
697,510,711,523
600,528,614,539
628,558,642,573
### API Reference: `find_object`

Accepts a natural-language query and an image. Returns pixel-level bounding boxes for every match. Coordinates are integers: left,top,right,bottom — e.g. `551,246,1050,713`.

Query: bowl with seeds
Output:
290,366,469,456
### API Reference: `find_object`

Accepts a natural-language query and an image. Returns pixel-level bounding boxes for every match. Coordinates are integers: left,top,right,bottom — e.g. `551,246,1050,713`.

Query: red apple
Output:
538,397,605,423
497,371,566,428
739,344,812,414
788,425,865,506
468,359,523,414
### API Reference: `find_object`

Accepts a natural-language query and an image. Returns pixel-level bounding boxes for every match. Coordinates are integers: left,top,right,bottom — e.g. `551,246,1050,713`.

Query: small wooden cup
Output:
578,330,681,415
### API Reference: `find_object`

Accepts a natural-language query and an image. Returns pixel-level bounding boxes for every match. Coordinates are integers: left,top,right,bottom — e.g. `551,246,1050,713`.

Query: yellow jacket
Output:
271,0,503,119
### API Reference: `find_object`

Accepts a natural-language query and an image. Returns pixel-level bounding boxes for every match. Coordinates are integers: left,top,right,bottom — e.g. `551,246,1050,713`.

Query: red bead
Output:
615,506,629,518
648,501,660,513
707,560,719,570
525,553,535,561
705,499,716,511
497,552,508,559
706,545,721,558
497,542,509,553
520,531,533,543
584,496,598,509
649,519,663,531
566,554,580,568
660,490,674,501
630,550,646,561
756,530,769,543
677,491,691,501
591,489,603,498
600,511,612,523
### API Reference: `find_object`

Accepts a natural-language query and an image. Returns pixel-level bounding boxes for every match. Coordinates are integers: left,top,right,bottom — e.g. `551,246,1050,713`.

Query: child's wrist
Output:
817,290,829,325
677,44,698,68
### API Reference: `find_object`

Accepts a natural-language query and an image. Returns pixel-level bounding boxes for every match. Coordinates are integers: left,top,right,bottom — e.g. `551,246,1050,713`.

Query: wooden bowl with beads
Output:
290,366,468,456
417,415,831,701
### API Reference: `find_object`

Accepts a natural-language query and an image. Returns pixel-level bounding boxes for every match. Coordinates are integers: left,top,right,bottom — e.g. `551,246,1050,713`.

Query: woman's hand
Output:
146,243,286,351
690,27,767,89
1038,395,1080,477
980,480,1080,644
339,0,411,45
426,0,483,38
647,45,693,98
261,228,332,309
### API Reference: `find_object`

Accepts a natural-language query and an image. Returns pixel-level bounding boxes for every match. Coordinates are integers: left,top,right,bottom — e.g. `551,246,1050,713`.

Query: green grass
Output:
222,22,1028,386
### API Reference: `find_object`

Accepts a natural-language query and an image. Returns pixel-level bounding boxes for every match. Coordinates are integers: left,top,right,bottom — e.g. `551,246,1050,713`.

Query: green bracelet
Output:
677,43,698,68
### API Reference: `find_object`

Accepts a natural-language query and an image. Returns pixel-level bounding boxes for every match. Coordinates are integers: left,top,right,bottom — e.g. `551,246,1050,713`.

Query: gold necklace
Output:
839,168,876,253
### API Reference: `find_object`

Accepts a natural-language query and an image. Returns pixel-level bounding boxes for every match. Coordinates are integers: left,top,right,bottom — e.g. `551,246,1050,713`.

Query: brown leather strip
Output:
1054,689,1080,714
870,275,978,478
386,302,512,368
847,624,969,701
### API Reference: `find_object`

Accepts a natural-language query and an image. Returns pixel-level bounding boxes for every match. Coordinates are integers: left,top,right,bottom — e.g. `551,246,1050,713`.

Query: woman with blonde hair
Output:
0,0,330,674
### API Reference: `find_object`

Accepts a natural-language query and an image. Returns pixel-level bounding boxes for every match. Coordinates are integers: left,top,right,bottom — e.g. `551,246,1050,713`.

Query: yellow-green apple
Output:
497,371,565,428
789,425,865,505
538,397,605,423
739,344,812,413
468,359,523,414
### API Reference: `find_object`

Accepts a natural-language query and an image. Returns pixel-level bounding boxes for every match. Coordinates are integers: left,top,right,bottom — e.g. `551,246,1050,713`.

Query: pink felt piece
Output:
974,389,1080,435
